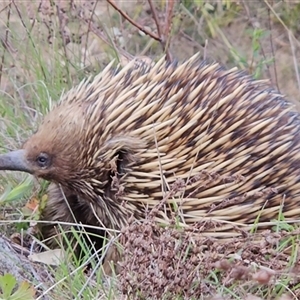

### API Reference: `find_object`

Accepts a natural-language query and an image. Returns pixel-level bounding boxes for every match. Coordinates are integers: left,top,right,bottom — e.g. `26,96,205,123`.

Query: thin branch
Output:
264,0,300,47
164,0,175,61
79,15,134,62
148,0,173,61
165,0,175,38
106,0,161,42
148,0,162,38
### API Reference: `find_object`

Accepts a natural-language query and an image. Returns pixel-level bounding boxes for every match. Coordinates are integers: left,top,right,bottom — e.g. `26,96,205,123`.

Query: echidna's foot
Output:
39,183,107,260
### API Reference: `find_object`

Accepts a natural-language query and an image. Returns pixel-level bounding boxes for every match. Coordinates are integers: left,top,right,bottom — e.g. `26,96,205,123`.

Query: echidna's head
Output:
0,98,143,203
0,102,82,177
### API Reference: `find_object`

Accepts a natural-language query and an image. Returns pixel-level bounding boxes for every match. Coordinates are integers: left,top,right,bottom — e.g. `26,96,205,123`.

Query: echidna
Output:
1,53,300,251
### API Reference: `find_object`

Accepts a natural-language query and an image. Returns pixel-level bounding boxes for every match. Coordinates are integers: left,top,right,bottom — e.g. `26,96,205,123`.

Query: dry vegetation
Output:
120,219,300,299
0,0,300,299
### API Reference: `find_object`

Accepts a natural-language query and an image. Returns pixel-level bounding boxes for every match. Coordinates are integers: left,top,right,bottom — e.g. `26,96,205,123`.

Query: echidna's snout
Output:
0,150,33,174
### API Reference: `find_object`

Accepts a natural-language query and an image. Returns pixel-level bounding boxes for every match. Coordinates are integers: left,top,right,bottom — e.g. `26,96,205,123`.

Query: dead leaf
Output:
25,197,39,211
28,249,65,266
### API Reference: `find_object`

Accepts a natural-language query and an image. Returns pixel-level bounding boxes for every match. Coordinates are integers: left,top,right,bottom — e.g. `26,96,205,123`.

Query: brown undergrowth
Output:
110,175,300,299
118,218,300,299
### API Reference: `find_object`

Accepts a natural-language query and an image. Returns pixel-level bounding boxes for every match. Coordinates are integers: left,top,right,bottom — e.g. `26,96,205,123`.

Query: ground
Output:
0,1,299,299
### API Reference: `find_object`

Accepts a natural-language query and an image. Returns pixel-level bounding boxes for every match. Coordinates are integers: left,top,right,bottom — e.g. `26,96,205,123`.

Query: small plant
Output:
0,274,35,300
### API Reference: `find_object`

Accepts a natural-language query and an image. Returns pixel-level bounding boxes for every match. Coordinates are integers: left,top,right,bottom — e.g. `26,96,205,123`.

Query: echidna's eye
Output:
36,153,51,169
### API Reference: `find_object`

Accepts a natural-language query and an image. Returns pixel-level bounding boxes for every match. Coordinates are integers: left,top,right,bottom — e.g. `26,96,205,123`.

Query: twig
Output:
164,0,175,60
165,0,175,38
107,0,161,42
0,2,11,14
263,0,300,47
80,15,134,62
148,0,173,61
66,1,133,61
148,0,162,38
179,29,205,51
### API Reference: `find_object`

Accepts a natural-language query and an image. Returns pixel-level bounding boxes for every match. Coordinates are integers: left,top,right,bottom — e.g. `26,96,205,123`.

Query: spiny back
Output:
22,54,300,232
